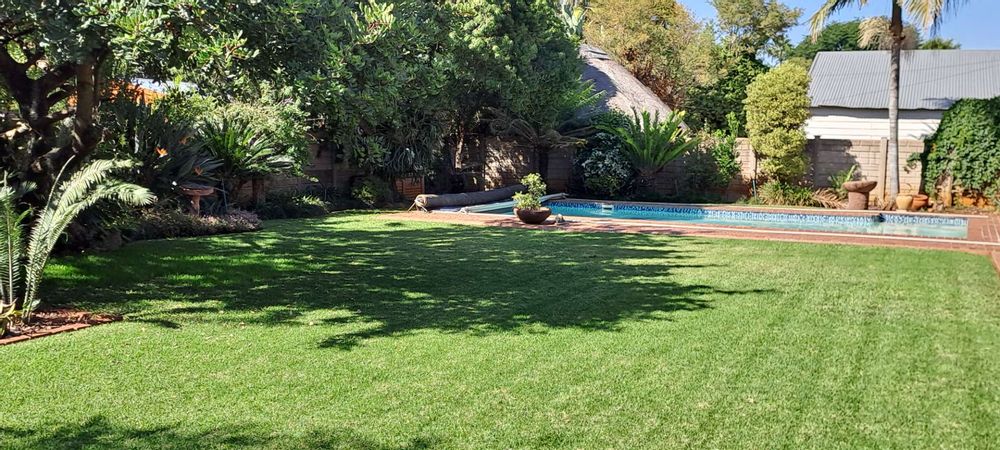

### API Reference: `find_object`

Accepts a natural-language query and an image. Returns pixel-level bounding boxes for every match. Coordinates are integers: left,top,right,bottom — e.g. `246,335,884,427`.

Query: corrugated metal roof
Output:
808,50,1000,110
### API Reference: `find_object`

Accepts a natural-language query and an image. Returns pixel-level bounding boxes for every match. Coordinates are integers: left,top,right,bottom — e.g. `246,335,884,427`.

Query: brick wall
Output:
732,138,925,200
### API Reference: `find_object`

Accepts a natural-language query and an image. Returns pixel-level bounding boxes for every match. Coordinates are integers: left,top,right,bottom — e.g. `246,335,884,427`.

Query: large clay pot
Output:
514,207,552,224
895,194,914,211
910,194,929,211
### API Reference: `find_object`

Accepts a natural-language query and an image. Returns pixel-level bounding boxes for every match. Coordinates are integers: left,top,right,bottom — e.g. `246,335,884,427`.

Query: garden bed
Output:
0,308,120,345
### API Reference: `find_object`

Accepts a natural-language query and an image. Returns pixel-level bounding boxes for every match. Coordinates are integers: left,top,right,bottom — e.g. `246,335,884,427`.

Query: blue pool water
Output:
479,200,969,239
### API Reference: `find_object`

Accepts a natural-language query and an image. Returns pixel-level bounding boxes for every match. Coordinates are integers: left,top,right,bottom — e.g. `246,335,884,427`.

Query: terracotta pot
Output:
895,194,913,211
514,207,552,224
910,194,929,211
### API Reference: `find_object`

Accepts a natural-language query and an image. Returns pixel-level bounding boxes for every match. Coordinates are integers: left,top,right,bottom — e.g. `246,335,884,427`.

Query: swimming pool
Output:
474,200,969,239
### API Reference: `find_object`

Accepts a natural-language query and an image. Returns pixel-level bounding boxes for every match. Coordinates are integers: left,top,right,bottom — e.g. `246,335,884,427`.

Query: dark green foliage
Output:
828,165,858,200
920,37,960,50
789,20,868,60
255,193,330,220
351,176,393,208
750,180,818,206
97,96,221,201
597,110,700,184
681,112,743,198
685,52,767,134
920,97,1000,200
125,208,262,241
199,116,296,197
574,132,636,199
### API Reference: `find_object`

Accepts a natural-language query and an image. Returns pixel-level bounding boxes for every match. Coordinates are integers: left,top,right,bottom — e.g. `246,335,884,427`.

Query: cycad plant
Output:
199,116,295,204
103,96,221,198
0,160,154,333
598,109,700,190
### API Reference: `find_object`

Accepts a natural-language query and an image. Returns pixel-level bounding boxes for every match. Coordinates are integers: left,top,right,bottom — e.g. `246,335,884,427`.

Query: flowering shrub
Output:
576,132,636,198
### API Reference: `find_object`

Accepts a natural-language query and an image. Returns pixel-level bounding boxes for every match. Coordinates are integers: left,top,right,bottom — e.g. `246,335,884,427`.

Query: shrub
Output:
597,109,700,189
750,180,818,207
513,173,547,210
710,113,744,188
828,165,858,201
744,60,811,183
919,97,1000,201
351,176,392,208
255,193,330,220
575,132,636,198
127,208,262,241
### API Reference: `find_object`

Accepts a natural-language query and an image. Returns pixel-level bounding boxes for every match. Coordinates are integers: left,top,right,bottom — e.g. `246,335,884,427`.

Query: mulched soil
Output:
0,308,121,345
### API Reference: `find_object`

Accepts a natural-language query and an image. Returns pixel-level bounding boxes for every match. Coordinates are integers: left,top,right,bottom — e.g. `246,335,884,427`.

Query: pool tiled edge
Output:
387,209,1000,260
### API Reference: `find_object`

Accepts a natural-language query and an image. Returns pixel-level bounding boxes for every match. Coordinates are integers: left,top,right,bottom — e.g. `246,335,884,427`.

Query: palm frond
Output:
20,160,155,319
0,187,29,311
597,109,699,178
904,0,965,32
810,0,869,40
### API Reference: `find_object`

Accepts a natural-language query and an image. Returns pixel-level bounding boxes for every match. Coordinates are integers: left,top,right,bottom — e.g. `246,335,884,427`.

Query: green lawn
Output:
2,213,999,448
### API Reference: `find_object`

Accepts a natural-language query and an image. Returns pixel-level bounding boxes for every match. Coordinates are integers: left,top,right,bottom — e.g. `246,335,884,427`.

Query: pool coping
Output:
558,198,986,219
387,206,1000,262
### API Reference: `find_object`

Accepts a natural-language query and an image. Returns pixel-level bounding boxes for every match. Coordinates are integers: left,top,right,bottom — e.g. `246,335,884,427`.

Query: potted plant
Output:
513,173,551,224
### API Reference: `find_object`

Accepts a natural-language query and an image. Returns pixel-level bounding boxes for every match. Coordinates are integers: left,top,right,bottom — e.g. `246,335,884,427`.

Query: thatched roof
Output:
579,44,674,119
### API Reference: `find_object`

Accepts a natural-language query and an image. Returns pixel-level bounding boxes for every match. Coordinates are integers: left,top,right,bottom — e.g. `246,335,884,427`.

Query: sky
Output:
678,1,1000,49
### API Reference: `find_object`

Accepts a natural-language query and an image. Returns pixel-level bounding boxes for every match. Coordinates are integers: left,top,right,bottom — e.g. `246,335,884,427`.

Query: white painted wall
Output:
805,106,942,140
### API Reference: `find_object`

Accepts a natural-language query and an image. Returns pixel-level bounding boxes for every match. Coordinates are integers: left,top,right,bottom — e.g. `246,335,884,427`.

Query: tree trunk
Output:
251,179,265,206
887,3,903,201
72,57,99,159
537,148,549,182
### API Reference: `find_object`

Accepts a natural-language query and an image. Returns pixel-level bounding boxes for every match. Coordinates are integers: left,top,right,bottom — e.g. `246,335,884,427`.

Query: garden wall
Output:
467,136,574,192
723,138,925,200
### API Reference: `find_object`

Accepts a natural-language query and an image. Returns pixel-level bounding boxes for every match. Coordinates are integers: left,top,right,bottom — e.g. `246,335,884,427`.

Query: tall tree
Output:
790,19,921,60
920,37,960,49
810,0,963,202
0,0,319,193
711,0,801,60
584,0,716,108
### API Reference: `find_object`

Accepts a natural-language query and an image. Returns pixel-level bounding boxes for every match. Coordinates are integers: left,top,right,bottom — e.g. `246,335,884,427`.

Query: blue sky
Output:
678,1,1000,49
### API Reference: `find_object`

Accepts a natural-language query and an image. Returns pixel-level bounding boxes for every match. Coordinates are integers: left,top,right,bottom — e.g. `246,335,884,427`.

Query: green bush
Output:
351,176,393,208
513,173,547,210
828,165,858,201
919,97,1000,200
255,193,330,220
126,208,262,241
744,60,811,183
750,180,818,207
597,110,700,190
575,132,636,198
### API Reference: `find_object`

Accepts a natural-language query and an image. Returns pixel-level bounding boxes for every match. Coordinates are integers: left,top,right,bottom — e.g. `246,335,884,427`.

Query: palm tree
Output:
810,1,962,203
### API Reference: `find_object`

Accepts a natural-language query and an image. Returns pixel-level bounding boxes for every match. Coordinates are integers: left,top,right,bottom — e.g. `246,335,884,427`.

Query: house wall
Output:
806,107,942,140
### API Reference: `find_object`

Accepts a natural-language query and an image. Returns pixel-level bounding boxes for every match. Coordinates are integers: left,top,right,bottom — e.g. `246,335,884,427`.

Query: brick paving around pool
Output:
388,208,1000,274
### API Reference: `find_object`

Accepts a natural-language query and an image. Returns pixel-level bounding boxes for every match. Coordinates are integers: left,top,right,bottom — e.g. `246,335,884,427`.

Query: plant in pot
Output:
513,173,551,224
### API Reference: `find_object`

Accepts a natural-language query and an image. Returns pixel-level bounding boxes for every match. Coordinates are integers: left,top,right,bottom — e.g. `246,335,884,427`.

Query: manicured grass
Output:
2,213,999,448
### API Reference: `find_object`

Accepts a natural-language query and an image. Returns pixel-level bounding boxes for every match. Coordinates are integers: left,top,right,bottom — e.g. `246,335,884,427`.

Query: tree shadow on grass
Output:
47,215,773,349
0,416,439,449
